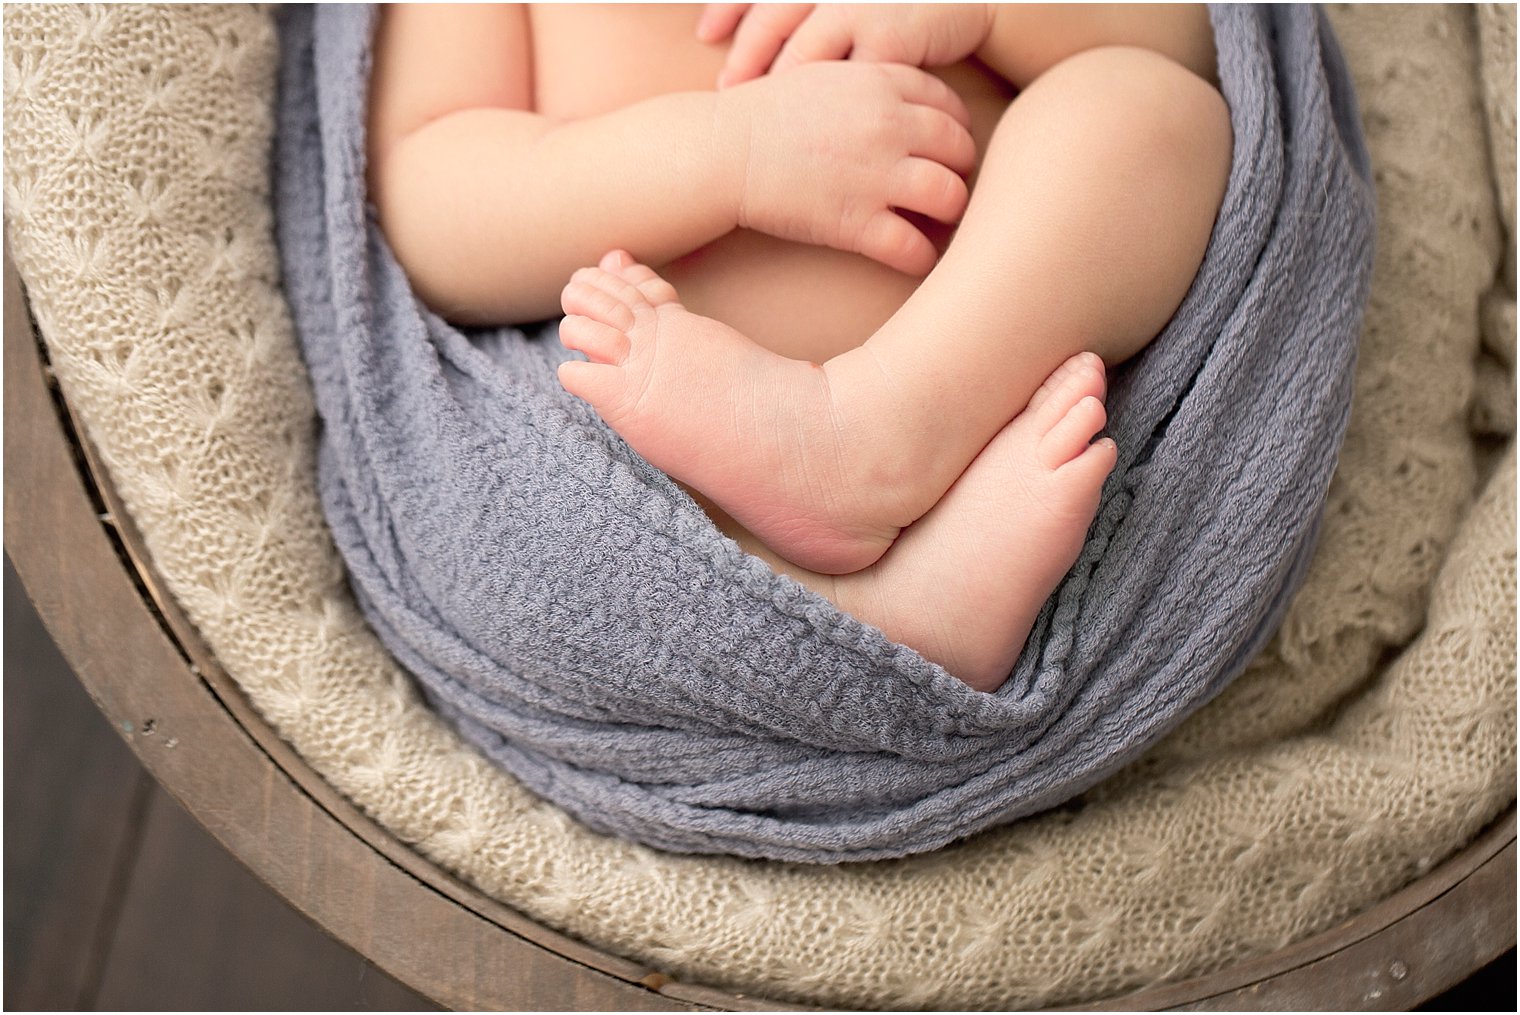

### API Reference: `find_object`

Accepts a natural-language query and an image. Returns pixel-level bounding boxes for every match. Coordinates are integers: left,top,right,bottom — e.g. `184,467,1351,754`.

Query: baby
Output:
367,4,1231,692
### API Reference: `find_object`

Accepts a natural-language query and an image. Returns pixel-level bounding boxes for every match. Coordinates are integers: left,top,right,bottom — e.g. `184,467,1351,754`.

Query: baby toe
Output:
557,358,628,412
1056,436,1118,505
560,314,632,365
561,272,637,330
615,259,682,308
1040,394,1107,470
1028,352,1107,425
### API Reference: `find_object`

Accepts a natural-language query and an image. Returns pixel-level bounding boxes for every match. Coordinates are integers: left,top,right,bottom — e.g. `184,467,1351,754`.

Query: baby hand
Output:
719,60,975,276
699,4,995,87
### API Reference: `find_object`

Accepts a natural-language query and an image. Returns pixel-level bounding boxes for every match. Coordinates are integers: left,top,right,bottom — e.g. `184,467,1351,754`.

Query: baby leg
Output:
839,45,1233,472
560,46,1231,575
746,354,1115,693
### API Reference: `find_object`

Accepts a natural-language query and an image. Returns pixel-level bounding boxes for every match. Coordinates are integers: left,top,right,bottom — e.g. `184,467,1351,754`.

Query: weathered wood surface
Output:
3,559,151,1010
5,557,435,1010
93,781,437,1010
5,246,1514,1011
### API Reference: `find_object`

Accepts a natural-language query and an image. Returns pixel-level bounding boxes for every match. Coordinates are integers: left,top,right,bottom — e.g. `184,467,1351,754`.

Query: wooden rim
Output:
5,246,1513,1011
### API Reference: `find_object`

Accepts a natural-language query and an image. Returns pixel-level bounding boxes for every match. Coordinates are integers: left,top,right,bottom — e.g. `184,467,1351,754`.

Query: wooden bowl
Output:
6,252,1513,1011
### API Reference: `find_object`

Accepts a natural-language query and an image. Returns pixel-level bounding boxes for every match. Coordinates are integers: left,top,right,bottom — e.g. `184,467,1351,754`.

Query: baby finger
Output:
696,3,751,43
858,209,938,277
889,157,970,224
770,8,853,75
877,62,972,129
718,3,814,87
902,103,977,176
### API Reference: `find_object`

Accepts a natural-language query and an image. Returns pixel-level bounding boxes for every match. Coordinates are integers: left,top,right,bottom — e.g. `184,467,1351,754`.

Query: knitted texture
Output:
1475,3,1517,442
273,4,1373,862
3,2,1513,1007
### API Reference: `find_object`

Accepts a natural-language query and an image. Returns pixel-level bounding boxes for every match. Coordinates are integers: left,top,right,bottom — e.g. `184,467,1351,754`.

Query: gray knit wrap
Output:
273,3,1374,862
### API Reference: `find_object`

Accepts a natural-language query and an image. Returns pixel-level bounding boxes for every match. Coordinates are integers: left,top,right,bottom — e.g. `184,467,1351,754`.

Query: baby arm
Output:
368,4,975,325
703,3,1217,89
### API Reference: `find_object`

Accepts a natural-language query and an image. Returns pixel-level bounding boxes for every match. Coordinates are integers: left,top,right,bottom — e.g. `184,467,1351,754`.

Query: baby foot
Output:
833,353,1115,692
558,251,910,574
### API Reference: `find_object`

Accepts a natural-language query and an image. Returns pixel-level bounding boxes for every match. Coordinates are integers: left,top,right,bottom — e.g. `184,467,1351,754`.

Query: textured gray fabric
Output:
273,4,1374,862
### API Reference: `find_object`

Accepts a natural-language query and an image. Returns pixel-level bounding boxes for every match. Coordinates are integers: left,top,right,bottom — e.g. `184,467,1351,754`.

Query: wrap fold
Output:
274,4,1374,862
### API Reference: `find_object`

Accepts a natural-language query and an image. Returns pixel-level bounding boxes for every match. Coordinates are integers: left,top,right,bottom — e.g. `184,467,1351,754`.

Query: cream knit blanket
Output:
4,3,1514,1008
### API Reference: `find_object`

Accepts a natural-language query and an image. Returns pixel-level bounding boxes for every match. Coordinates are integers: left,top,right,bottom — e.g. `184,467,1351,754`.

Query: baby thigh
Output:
915,45,1233,373
1037,46,1233,364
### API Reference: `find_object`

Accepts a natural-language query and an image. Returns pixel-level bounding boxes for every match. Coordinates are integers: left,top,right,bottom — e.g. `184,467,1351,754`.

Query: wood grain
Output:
7,552,445,1009
3,558,150,1010
92,784,438,1011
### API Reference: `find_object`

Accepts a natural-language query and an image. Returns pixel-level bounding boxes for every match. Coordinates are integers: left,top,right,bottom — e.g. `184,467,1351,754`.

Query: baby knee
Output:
1021,47,1222,170
1036,46,1233,185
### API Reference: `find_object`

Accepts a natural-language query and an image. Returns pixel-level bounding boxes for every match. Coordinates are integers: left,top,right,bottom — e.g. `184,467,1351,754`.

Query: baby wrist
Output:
711,83,760,232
